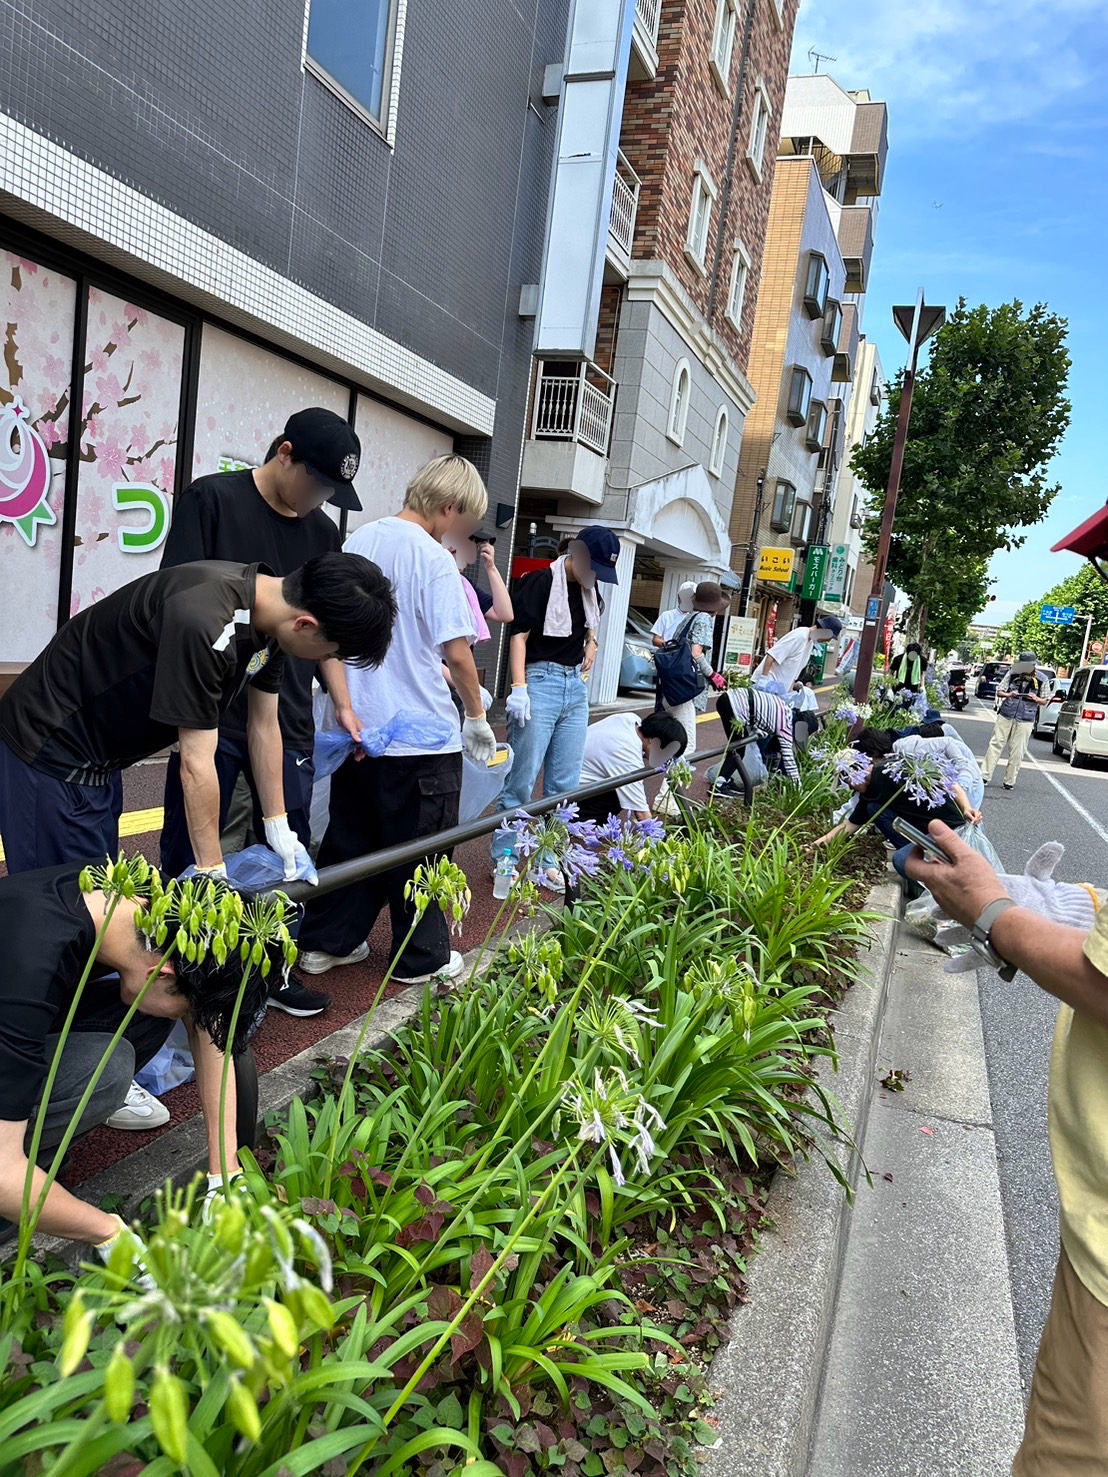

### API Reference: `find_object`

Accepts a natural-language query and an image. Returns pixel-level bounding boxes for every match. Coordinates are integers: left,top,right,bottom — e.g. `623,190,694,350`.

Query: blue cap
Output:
577,526,621,584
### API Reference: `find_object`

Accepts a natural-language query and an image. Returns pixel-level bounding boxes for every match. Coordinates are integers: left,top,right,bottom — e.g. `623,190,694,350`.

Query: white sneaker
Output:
106,1080,171,1131
297,942,370,975
393,950,466,986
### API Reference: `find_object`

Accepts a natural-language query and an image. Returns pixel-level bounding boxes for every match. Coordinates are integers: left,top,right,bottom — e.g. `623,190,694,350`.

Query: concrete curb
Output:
705,879,902,1477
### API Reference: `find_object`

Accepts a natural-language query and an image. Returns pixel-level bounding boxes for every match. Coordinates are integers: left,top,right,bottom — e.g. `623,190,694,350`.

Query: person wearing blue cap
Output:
493,527,620,889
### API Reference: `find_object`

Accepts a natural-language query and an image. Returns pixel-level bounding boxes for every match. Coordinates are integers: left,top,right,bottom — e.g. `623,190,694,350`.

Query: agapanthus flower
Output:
558,1069,667,1185
827,747,873,790
632,816,665,842
832,704,860,726
884,751,959,808
662,756,695,791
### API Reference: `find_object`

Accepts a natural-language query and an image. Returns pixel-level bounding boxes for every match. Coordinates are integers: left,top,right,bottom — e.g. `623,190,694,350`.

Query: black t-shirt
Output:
510,568,587,667
161,472,341,750
0,562,284,784
849,762,964,834
475,586,494,616
0,865,109,1120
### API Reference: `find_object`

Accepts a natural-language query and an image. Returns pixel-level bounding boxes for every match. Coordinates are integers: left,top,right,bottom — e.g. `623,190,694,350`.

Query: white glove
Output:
200,1171,248,1224
933,842,1099,973
506,686,531,727
462,714,497,766
263,813,313,883
478,686,494,713
93,1216,154,1291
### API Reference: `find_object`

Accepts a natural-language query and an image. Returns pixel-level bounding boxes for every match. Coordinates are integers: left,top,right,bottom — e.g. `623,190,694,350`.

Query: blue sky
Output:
789,0,1108,627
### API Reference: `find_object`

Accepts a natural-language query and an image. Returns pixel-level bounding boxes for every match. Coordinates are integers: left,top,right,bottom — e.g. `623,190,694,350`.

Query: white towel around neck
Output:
543,554,600,639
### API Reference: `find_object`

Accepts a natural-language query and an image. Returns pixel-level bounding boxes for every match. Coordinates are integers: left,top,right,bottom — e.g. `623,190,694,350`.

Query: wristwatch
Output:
970,897,1018,980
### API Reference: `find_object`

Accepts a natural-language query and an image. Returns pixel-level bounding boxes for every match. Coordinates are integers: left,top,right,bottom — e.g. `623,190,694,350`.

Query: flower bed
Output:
0,766,888,1476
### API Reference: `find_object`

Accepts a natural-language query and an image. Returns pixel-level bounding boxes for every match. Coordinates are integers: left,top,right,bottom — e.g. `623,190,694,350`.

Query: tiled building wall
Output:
619,0,799,374
0,0,569,522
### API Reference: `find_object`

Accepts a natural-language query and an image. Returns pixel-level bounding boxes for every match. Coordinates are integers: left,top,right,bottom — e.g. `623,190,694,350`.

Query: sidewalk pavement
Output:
808,920,1026,1475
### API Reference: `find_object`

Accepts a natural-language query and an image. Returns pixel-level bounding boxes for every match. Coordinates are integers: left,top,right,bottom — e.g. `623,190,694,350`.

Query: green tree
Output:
853,299,1071,642
1008,567,1108,671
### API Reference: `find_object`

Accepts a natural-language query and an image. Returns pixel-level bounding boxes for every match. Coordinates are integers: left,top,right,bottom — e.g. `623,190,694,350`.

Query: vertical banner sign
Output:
824,544,848,604
883,613,896,659
766,601,779,647
801,544,829,602
724,615,758,672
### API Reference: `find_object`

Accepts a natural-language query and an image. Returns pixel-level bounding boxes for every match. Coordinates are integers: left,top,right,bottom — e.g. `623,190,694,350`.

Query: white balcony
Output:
521,360,616,506
606,151,641,278
630,0,661,80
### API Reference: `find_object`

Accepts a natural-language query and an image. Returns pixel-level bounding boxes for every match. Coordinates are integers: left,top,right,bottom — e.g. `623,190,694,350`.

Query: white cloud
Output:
790,0,1105,140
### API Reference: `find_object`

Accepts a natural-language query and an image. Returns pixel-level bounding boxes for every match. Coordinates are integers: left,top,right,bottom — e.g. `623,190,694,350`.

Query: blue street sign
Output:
866,596,881,621
1040,604,1076,626
1059,606,1076,625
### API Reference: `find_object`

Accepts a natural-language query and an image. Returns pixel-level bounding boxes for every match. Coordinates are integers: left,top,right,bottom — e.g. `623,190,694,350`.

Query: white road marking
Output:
1024,750,1108,848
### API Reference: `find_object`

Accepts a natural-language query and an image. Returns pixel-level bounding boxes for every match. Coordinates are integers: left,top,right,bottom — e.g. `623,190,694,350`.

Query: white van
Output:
1053,666,1108,768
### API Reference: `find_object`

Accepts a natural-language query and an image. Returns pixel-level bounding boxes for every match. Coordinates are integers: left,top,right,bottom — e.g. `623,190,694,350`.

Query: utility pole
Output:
1079,610,1095,668
853,293,946,702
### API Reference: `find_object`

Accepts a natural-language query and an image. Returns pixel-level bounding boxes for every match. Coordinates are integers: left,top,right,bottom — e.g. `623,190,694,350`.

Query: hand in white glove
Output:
93,1215,155,1291
478,686,494,713
933,841,1099,973
506,685,531,727
200,1170,248,1224
263,813,314,883
462,714,497,766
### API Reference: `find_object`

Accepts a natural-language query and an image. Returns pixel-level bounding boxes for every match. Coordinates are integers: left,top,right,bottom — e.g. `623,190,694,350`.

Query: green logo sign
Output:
824,543,848,604
113,483,170,553
801,544,830,602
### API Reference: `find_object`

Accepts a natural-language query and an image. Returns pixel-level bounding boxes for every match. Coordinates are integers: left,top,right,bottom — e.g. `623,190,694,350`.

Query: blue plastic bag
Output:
312,711,457,775
314,729,355,779
135,1020,195,1096
179,844,318,890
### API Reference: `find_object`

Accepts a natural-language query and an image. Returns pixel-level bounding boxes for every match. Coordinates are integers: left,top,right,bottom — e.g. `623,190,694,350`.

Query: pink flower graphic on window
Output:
161,422,176,441
39,420,62,449
89,347,109,376
17,258,38,275
140,349,161,373
95,373,123,406
158,456,176,489
96,439,127,481
124,304,148,326
90,587,107,605
81,490,105,525
130,423,147,454
85,415,102,442
110,321,131,350
43,353,68,384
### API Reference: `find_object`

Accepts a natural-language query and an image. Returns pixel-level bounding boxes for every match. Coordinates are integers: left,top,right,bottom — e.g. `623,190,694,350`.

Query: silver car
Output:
1032,676,1070,738
619,607,658,695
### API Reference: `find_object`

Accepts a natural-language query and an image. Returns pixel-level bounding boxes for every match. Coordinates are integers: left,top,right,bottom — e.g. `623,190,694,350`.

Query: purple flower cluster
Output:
833,748,874,790
832,704,860,727
495,808,666,889
884,751,959,808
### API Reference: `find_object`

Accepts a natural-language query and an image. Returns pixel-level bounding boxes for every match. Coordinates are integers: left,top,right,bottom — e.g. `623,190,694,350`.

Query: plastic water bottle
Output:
493,852,515,900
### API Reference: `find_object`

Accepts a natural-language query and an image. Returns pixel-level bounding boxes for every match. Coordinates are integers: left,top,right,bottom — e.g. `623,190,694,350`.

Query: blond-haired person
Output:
295,456,495,984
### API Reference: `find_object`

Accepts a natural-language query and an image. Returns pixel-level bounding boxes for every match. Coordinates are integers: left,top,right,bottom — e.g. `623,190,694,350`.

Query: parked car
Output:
1053,667,1108,767
1033,676,1070,737
619,607,658,694
975,661,1010,700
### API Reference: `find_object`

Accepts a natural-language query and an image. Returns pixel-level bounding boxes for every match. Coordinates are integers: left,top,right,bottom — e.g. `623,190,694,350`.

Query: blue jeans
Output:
495,662,589,853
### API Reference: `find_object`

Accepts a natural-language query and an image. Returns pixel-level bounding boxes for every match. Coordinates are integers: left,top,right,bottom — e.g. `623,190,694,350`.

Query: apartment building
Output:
825,336,885,621
0,0,568,688
728,72,888,651
516,0,800,703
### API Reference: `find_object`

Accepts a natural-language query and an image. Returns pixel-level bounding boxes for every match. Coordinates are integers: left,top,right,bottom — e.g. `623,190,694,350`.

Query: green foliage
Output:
852,298,1070,644
1006,564,1108,670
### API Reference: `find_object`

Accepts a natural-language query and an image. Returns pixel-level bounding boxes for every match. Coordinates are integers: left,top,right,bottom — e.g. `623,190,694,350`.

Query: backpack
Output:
654,614,706,707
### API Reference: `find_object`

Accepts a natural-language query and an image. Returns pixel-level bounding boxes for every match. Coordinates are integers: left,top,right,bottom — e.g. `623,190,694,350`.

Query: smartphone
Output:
892,817,954,865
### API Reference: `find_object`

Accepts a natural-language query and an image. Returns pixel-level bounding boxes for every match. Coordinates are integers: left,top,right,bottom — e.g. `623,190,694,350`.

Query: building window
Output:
709,405,729,476
770,479,796,533
686,168,716,273
821,299,841,356
803,252,829,318
726,240,751,328
791,494,813,546
805,398,827,452
786,365,813,426
668,359,692,446
746,79,772,181
710,0,739,93
306,0,398,129
870,367,882,405
768,0,785,28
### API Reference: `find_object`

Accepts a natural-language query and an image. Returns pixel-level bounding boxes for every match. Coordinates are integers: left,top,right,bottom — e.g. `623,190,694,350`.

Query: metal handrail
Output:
282,736,756,904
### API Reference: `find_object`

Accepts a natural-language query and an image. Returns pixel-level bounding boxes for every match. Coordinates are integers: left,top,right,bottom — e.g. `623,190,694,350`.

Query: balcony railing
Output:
636,0,661,47
531,360,616,457
608,151,641,263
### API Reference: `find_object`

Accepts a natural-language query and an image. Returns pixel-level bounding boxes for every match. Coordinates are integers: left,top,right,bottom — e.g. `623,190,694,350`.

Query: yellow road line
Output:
0,805,164,865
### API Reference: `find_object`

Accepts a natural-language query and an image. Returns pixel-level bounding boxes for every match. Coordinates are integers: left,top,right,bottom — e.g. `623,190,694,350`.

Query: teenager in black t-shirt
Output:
0,864,270,1251
159,409,365,898
0,554,395,883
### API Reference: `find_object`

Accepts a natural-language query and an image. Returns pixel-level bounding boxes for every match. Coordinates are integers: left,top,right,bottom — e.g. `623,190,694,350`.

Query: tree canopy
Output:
1006,565,1108,670
852,298,1071,649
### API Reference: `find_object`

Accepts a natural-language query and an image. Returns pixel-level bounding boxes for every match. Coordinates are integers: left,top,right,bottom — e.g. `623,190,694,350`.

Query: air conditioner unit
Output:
849,513,864,529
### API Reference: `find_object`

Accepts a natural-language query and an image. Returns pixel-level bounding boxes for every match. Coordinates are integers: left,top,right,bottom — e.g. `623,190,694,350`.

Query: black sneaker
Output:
267,976,332,1017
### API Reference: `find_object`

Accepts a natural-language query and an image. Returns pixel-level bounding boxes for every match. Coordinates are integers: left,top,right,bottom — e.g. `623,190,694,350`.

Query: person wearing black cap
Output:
493,527,620,885
159,408,363,891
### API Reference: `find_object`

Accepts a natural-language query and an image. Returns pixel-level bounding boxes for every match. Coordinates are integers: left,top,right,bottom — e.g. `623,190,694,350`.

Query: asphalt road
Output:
951,697,1108,1390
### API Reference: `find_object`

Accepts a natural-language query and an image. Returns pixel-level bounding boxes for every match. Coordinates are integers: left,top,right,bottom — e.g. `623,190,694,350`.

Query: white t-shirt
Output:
651,607,693,642
342,516,475,756
753,626,815,692
579,713,648,815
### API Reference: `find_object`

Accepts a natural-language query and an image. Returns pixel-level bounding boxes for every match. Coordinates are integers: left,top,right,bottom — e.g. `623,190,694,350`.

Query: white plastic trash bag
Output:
460,744,513,823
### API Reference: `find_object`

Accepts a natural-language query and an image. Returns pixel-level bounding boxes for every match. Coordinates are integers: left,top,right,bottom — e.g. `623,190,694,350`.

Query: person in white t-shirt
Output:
651,583,698,648
577,711,688,826
753,615,842,695
296,456,496,985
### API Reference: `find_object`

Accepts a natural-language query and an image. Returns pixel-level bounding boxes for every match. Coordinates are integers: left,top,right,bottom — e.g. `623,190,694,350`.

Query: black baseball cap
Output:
282,407,362,512
576,526,621,584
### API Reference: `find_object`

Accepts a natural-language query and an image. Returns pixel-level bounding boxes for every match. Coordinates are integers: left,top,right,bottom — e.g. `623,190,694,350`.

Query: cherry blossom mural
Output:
69,288,185,617
0,252,76,661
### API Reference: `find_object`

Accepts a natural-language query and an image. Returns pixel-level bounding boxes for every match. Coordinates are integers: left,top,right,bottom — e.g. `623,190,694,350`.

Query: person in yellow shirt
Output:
905,821,1108,1473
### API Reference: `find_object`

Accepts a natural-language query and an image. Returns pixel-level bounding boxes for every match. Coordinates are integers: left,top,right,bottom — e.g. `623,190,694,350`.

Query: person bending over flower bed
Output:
576,711,687,826
0,861,273,1255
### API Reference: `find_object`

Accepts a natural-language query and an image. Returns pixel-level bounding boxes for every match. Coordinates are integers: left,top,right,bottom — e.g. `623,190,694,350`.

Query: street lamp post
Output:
852,292,946,702
1079,611,1095,668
